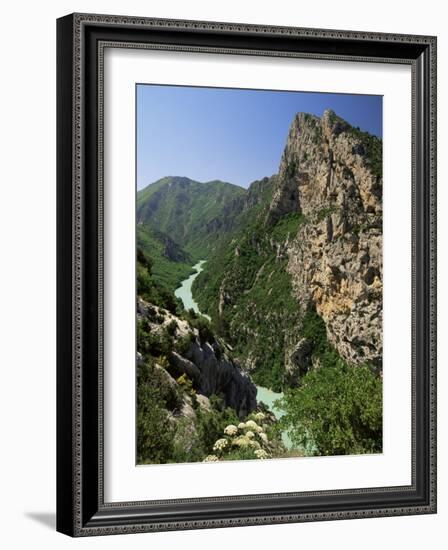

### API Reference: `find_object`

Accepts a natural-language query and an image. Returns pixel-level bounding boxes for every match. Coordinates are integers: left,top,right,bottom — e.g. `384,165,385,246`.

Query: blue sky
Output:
137,84,382,190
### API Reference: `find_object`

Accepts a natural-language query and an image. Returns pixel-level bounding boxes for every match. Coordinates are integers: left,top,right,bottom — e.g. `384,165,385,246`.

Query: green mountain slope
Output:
137,176,246,259
193,207,304,392
137,224,193,290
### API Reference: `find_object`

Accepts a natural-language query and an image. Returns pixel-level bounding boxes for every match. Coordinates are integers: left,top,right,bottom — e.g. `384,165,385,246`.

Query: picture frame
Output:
56,13,437,536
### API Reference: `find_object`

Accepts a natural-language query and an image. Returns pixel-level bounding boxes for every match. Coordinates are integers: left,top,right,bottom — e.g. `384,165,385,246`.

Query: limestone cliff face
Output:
270,110,383,372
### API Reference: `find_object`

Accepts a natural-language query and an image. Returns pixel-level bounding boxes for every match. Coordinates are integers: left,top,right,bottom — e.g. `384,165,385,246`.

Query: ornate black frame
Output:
56,13,437,537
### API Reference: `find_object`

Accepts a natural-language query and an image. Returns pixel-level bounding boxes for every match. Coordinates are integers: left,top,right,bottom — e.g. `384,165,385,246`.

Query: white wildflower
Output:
249,440,261,449
246,430,255,438
254,449,269,460
213,438,228,452
254,412,266,422
233,435,251,448
224,424,238,436
245,420,258,430
238,422,246,429
258,432,268,444
203,455,219,462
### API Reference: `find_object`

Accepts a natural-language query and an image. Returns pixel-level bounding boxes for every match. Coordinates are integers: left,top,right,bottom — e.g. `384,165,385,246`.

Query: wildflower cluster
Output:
203,411,272,462
203,455,219,462
223,424,238,436
213,438,228,452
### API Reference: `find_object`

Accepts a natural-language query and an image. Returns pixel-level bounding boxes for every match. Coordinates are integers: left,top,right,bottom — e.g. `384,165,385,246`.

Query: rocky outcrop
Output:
137,298,257,417
172,343,257,417
271,110,383,370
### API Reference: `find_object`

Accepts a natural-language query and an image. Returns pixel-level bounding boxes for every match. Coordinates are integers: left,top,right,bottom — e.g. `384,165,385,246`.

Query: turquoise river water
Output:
174,262,295,450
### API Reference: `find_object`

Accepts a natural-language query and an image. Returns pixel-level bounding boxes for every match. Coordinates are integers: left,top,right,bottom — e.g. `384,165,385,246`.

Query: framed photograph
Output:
57,13,437,536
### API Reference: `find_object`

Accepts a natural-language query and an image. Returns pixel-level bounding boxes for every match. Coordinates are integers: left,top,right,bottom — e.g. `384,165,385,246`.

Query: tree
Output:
279,362,382,456
137,361,181,464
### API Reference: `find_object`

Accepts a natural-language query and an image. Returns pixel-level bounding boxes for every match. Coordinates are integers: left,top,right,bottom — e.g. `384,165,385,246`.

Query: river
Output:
174,260,294,449
174,260,211,321
255,386,295,450
175,262,295,450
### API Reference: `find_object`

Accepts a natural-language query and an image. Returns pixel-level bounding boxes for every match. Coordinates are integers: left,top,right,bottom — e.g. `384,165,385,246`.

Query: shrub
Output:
137,321,173,358
136,360,182,464
279,362,382,456
348,126,382,179
285,160,298,179
136,247,179,313
136,262,153,301
192,317,215,345
175,333,195,356
195,405,240,456
176,373,194,392
166,320,178,336
137,247,153,272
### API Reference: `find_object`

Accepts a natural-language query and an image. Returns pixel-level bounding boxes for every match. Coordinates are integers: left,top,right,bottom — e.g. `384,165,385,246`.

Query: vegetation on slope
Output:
348,126,383,179
278,308,382,456
193,211,305,393
137,224,193,291
136,246,284,464
137,176,246,259
279,362,382,456
326,109,382,179
136,247,180,313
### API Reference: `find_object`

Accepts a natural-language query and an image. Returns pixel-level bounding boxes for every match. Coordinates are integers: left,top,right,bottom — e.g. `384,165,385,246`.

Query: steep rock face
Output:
271,110,382,371
137,298,257,417
172,342,257,417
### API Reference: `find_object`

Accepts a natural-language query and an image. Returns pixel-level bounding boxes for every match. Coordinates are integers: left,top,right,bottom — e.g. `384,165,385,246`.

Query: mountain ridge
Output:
136,174,274,261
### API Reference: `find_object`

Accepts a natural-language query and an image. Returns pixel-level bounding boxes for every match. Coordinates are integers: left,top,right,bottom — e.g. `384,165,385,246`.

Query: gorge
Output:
136,109,383,464
174,262,294,450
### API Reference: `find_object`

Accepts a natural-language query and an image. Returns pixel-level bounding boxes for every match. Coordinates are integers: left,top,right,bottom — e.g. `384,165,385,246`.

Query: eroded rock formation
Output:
271,110,383,372
137,298,257,417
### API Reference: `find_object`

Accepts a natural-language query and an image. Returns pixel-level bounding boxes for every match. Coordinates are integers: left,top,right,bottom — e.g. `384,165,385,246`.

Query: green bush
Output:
285,160,298,179
137,360,182,464
195,404,240,455
169,397,241,464
166,320,178,336
203,411,285,462
137,320,173,358
175,332,195,355
348,126,382,179
191,317,215,345
279,362,382,456
136,247,179,313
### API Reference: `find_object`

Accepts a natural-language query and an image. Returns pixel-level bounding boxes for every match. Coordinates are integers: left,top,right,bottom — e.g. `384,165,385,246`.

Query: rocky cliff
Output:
194,109,383,389
137,297,257,417
270,110,382,374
